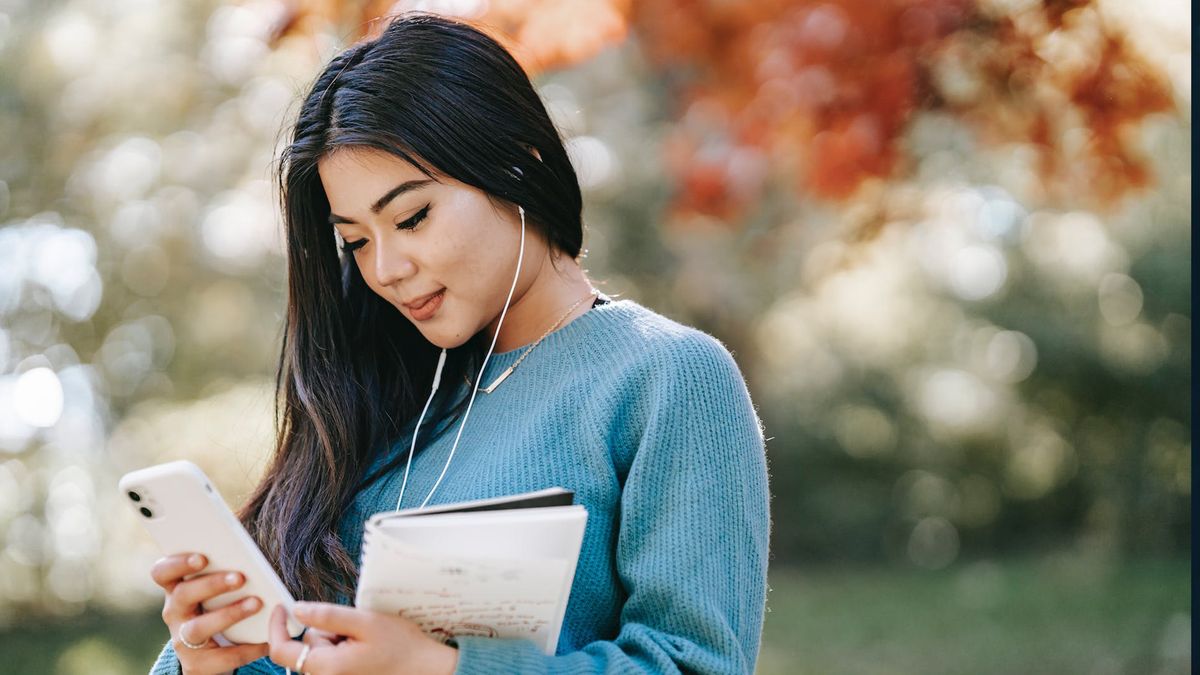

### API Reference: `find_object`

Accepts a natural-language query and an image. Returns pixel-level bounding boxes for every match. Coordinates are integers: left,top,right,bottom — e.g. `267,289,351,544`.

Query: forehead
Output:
317,147,430,202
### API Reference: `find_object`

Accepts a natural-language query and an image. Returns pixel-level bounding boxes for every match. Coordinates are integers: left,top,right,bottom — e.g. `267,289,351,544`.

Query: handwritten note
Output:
356,533,570,653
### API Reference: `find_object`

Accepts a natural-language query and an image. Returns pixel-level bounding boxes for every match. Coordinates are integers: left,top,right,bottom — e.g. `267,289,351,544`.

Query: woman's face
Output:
318,147,544,349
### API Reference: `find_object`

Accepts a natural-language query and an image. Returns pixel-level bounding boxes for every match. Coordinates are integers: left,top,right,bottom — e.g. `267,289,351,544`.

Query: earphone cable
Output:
394,348,447,511
396,205,527,511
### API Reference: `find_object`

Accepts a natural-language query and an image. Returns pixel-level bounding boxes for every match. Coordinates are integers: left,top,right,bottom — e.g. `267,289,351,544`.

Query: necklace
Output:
479,290,597,394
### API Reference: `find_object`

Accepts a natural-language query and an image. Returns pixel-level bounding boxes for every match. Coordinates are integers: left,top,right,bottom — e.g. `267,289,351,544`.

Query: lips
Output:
405,289,445,321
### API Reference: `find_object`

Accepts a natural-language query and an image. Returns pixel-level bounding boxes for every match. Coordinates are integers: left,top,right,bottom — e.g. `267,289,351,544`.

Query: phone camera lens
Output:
139,507,153,518
128,491,142,502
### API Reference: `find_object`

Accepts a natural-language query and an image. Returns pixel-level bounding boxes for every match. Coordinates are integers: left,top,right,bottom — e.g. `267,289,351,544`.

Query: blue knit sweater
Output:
149,299,770,674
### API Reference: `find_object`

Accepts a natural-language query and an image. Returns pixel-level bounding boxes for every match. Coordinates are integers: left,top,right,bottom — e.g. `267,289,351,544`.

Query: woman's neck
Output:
486,254,595,354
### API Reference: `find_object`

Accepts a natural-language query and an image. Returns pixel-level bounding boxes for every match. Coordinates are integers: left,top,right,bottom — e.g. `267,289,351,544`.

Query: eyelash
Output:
340,205,431,253
396,204,431,231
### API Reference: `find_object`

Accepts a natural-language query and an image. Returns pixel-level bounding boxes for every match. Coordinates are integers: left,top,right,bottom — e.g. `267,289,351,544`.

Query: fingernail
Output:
292,603,309,616
188,554,204,569
225,572,241,586
243,597,260,610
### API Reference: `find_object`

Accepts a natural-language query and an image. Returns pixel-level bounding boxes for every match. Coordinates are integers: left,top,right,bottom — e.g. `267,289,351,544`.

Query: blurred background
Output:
0,0,1190,673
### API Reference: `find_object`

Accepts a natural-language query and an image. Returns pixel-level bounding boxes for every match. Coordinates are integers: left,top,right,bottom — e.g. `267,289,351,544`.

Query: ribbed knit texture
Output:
149,299,769,674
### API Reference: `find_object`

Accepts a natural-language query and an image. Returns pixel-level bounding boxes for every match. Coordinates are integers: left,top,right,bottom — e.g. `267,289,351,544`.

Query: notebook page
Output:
356,537,569,654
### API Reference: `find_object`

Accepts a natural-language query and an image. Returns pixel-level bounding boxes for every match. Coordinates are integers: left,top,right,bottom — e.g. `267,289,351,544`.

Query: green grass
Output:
0,610,167,675
758,555,1191,675
0,555,1189,674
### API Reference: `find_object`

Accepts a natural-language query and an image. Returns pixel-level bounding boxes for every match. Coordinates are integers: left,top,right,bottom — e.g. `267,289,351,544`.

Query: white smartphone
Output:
119,460,304,644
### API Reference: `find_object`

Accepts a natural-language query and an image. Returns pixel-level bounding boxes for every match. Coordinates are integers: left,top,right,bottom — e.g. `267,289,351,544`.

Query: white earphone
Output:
395,205,527,511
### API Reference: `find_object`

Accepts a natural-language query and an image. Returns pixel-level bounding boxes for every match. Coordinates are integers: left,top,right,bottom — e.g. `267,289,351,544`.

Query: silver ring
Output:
295,643,312,672
177,626,210,650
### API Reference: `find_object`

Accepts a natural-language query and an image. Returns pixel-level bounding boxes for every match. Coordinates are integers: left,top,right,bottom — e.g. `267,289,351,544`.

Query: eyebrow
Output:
328,179,434,225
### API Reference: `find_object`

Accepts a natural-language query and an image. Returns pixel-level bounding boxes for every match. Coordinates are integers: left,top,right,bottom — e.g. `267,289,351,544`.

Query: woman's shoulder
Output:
578,298,746,381
582,299,763,468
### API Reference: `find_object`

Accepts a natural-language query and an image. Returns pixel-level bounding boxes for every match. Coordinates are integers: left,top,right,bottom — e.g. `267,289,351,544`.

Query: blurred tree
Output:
268,0,1176,220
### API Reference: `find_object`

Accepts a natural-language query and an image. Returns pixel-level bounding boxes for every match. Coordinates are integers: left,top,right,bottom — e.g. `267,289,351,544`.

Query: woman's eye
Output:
395,205,430,231
341,238,367,253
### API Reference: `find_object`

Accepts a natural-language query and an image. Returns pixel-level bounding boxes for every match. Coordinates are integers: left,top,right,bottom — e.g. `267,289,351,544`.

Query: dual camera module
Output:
127,490,153,518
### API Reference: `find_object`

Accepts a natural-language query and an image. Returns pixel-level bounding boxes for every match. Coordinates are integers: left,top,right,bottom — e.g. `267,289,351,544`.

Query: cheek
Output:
436,228,496,290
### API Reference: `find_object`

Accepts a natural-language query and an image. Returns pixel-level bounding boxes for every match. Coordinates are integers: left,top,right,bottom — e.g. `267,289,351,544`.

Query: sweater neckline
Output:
486,295,624,361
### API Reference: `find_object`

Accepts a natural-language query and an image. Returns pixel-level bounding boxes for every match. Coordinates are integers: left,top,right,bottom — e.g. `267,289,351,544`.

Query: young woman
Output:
148,13,768,675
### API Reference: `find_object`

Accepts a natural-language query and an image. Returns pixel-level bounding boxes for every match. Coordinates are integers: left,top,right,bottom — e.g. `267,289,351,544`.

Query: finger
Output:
164,572,245,625
150,553,206,591
173,571,245,608
292,602,373,640
267,605,306,670
180,596,263,646
304,627,342,647
182,642,269,673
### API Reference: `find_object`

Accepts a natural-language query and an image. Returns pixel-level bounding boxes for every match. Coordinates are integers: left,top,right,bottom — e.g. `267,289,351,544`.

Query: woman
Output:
149,13,768,675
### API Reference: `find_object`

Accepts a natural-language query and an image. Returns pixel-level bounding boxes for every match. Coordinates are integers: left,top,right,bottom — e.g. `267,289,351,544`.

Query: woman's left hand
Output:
268,602,458,675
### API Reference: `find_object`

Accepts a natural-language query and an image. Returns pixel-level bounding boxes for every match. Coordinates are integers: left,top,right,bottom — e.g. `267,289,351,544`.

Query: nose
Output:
372,243,417,288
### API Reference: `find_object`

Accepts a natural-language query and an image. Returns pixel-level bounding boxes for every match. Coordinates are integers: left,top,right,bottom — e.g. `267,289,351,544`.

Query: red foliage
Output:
632,0,1174,217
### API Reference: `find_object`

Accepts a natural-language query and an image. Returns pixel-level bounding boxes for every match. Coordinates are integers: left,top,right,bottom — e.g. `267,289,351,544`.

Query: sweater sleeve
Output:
452,333,771,674
149,640,182,675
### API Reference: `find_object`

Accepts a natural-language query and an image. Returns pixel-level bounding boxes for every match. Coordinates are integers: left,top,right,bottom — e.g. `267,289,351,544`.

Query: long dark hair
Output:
239,13,584,601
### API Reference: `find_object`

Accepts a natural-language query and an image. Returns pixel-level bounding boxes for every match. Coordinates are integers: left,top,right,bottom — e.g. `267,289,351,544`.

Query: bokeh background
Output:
0,0,1190,673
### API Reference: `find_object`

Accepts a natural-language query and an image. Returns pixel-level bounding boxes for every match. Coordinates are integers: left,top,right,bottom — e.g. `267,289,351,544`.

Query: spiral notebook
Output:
354,488,587,654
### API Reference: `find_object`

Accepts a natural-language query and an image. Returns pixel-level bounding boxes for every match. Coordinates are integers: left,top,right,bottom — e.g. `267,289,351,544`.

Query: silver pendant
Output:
480,366,514,394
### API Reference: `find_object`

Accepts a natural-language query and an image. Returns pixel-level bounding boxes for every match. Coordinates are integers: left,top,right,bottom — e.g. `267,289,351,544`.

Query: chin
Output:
421,328,474,351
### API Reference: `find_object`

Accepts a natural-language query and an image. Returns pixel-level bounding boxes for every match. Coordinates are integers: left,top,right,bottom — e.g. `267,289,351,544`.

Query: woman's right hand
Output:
151,553,270,675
